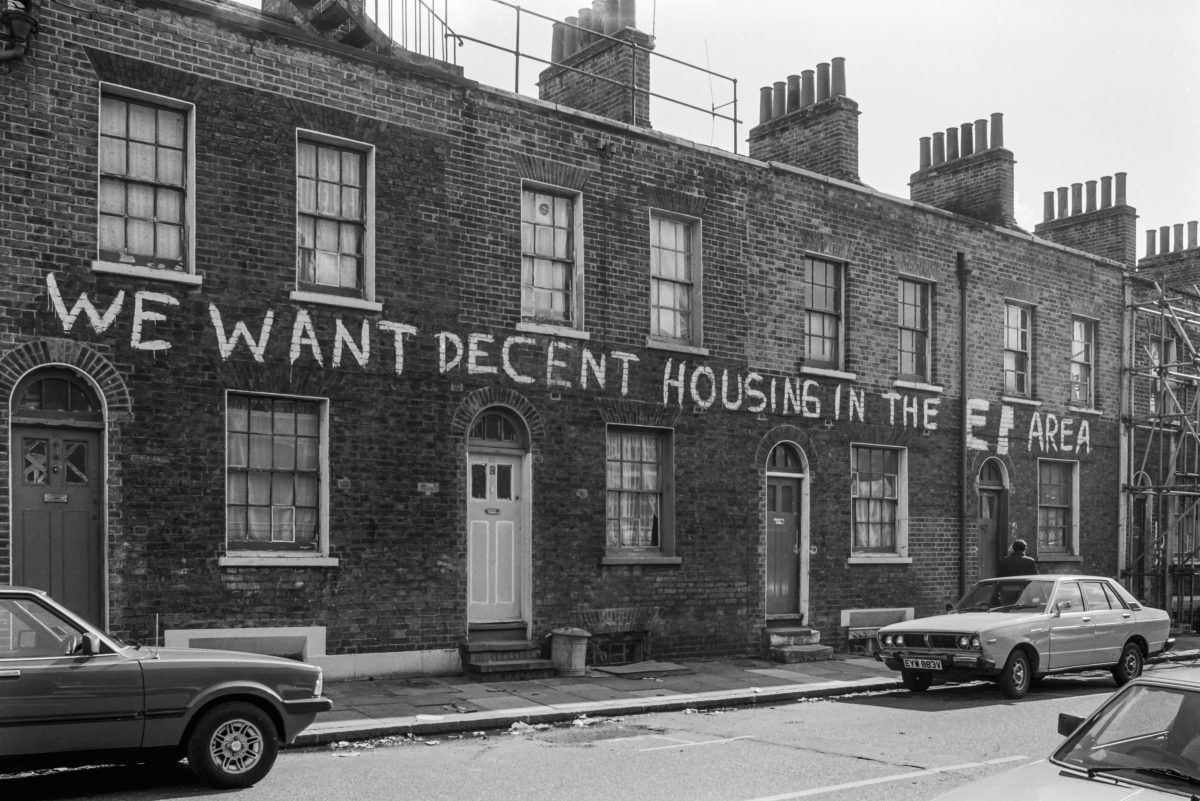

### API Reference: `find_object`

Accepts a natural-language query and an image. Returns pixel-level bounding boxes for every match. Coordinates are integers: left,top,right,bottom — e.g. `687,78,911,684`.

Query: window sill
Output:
847,556,913,565
1065,405,1103,416
893,379,944,394
516,321,590,340
219,554,340,568
801,365,858,382
92,260,203,287
1036,554,1082,564
1000,395,1043,407
645,337,708,357
602,555,683,566
289,290,383,313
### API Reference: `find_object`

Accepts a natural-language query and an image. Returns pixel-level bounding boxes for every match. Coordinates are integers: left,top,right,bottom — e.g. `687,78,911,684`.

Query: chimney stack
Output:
541,0,654,126
909,113,1015,227
747,57,860,182
1034,172,1137,267
1138,217,1200,287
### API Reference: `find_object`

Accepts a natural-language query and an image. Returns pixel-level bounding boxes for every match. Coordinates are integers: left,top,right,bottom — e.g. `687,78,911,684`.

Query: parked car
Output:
930,665,1200,799
0,586,332,787
875,574,1173,699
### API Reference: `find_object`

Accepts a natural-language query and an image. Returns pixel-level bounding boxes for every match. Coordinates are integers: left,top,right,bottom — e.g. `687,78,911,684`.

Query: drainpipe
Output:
957,252,972,597
1118,274,1132,580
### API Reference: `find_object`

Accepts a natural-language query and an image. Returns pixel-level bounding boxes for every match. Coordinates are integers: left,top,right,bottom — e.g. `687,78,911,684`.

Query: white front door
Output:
467,454,523,624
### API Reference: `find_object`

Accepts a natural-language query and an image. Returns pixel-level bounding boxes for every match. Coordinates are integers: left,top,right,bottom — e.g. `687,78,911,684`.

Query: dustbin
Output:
550,627,591,676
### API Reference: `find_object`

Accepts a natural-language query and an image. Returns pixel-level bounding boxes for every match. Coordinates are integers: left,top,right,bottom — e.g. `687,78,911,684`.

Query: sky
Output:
236,0,1199,258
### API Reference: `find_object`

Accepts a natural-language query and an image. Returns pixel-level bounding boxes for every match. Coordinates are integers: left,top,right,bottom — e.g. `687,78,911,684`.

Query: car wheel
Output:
186,702,279,788
1111,642,1144,686
997,650,1031,699
901,670,933,692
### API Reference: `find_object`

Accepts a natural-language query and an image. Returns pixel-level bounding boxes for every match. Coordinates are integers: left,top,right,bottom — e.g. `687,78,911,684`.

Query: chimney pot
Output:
563,16,579,56
772,81,786,119
816,62,831,101
1085,180,1097,212
1190,221,1199,250
960,123,974,157
1146,229,1157,257
551,22,565,63
831,57,846,96
1071,183,1083,216
1160,225,1171,254
786,74,800,113
578,9,593,46
758,86,773,124
990,112,1004,148
919,136,931,170
932,131,945,165
602,0,619,34
800,69,815,107
1042,191,1055,223
1115,172,1127,205
945,128,959,160
1057,187,1069,219
974,119,988,151
1175,223,1185,252
1101,175,1113,208
618,0,636,29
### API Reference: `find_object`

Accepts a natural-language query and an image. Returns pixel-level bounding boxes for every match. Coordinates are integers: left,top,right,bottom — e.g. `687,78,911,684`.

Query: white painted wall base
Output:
313,648,462,681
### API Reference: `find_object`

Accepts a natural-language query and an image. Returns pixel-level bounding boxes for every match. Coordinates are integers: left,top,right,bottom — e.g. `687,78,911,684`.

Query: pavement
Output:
293,635,1200,748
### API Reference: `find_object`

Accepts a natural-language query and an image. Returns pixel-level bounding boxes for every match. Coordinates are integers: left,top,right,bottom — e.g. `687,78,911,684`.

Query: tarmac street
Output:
297,636,1200,748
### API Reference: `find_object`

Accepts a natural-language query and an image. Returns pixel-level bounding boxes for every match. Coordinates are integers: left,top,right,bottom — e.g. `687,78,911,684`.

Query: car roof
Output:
1133,665,1200,689
976,575,1113,581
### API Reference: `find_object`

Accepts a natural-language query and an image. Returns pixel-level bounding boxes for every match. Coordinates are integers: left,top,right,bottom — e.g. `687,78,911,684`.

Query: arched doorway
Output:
10,368,105,624
766,442,809,620
466,407,530,630
977,457,1010,580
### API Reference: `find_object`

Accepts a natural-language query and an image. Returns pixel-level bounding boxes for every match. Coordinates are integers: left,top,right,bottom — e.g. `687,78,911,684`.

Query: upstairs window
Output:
99,90,191,272
1070,317,1096,407
898,278,931,380
521,187,581,327
1003,302,1033,396
296,134,373,299
649,212,701,346
805,257,843,369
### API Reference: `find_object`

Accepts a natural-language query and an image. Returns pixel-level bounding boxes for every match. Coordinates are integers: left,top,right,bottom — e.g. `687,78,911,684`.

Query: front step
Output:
769,644,835,663
461,639,557,681
761,626,833,663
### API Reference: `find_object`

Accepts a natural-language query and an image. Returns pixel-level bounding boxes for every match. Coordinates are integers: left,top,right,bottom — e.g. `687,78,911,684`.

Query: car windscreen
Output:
954,579,1054,613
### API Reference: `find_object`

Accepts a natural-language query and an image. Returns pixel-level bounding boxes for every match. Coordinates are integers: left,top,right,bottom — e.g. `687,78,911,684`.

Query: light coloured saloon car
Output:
876,574,1173,699
0,586,332,787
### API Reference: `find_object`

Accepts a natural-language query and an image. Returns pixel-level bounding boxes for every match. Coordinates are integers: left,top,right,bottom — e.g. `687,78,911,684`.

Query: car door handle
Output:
1081,617,1092,623
0,669,20,679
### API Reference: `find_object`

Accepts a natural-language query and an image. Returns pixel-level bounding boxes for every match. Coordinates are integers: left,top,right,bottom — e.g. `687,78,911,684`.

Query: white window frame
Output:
805,256,844,370
92,83,200,287
289,129,380,313
898,277,931,381
1037,458,1079,557
1003,301,1034,398
647,209,703,351
602,424,680,565
1070,316,1096,408
220,391,337,568
848,444,910,564
518,182,584,335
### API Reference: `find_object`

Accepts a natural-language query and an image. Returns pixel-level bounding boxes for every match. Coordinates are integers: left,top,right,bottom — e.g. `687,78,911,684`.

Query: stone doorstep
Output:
769,644,835,664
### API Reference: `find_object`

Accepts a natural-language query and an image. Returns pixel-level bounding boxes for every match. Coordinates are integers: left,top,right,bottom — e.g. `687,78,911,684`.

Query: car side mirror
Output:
945,603,954,612
1058,712,1085,736
81,633,101,655
1055,601,1071,616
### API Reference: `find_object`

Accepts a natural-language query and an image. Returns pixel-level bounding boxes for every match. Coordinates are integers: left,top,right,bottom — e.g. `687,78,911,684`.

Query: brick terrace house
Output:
0,0,1168,678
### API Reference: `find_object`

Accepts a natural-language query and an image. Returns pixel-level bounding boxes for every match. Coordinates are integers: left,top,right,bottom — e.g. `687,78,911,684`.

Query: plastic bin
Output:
550,627,591,676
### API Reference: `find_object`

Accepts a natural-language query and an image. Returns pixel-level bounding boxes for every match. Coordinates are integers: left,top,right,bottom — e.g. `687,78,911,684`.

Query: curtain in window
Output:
606,430,661,549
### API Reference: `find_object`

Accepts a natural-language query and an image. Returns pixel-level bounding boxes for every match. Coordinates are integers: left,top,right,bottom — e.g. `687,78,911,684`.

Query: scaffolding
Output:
1126,283,1200,631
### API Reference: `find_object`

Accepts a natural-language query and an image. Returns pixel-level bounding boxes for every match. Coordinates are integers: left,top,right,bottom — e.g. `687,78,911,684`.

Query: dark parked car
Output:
876,574,1173,699
931,666,1200,799
0,586,332,787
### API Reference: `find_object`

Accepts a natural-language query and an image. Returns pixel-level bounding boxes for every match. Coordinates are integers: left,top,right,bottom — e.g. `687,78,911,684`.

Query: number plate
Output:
902,657,943,671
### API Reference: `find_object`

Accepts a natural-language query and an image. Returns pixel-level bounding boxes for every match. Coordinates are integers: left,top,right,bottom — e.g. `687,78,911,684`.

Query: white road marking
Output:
740,755,1030,800
639,735,756,752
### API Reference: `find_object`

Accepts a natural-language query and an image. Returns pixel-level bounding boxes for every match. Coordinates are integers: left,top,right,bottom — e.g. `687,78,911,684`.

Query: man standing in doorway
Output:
997,539,1038,577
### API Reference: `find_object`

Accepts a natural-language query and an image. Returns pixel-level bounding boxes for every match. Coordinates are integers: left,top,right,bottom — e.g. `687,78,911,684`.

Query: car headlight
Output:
894,634,904,647
957,634,981,650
